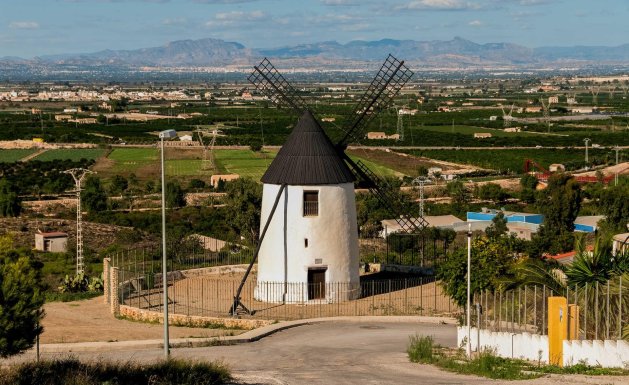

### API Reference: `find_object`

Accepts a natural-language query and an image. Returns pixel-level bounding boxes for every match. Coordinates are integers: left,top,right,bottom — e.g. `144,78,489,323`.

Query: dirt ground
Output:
40,296,244,344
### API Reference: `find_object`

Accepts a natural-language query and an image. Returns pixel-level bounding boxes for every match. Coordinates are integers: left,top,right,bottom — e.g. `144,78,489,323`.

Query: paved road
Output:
28,321,488,384
12,321,628,384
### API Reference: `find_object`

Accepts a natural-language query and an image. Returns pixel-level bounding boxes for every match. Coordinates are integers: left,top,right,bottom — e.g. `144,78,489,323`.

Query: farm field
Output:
0,149,36,162
33,148,107,162
213,149,276,179
403,148,613,173
417,125,542,138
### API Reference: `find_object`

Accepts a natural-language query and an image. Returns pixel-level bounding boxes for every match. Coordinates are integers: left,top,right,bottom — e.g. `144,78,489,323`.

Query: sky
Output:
1,0,628,58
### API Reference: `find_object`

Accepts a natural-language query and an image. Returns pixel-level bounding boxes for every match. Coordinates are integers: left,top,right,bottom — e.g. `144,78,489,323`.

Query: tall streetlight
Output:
583,138,591,165
159,129,177,359
466,223,472,358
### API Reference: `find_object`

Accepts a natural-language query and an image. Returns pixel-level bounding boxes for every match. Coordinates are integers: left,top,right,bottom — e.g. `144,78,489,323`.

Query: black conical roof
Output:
261,111,355,185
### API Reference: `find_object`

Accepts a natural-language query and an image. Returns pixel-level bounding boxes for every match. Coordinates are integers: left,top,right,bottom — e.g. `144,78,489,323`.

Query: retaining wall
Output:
119,305,272,330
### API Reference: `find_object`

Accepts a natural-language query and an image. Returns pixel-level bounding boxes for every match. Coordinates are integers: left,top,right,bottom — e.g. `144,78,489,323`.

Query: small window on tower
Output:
303,191,319,217
304,238,309,248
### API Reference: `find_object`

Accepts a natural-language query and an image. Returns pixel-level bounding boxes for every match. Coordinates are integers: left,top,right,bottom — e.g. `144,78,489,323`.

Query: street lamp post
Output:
583,138,591,165
159,129,177,359
466,223,472,358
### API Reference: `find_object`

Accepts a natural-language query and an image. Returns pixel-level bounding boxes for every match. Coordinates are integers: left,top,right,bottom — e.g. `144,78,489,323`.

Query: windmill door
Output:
308,268,326,300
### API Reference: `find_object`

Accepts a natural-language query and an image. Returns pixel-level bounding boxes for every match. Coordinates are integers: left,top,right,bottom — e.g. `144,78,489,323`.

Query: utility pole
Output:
583,138,591,165
396,112,404,141
412,176,430,218
63,168,95,275
613,145,621,165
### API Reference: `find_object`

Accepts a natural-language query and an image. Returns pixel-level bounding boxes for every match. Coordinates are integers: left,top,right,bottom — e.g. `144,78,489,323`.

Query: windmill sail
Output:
248,58,308,114
337,54,413,148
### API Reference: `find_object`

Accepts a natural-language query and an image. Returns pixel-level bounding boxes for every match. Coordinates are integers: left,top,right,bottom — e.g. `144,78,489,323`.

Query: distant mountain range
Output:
3,37,629,68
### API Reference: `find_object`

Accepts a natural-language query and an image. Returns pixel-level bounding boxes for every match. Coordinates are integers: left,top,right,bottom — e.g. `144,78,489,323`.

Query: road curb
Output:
35,316,457,353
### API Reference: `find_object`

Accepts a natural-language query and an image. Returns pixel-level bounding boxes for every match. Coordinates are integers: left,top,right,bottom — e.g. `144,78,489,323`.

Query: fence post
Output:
110,266,120,316
619,276,623,339
103,257,111,304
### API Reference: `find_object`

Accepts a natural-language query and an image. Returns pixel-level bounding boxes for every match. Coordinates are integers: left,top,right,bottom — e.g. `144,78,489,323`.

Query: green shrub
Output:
0,358,231,385
407,334,434,363
58,273,103,293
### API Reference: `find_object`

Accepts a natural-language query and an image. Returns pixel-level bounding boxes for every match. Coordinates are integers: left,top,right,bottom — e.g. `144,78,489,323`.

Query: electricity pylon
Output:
63,168,95,275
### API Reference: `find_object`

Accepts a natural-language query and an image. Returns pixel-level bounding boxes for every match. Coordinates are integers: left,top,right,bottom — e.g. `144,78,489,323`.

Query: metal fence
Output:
110,247,460,321
473,277,628,341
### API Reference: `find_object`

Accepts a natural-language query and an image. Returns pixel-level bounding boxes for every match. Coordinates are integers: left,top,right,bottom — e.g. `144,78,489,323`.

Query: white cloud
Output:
9,21,39,29
206,10,266,28
468,19,483,26
321,0,362,5
396,0,480,11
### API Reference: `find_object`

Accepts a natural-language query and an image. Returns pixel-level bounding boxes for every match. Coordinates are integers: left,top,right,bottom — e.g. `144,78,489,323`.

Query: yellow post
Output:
548,296,568,366
568,304,580,340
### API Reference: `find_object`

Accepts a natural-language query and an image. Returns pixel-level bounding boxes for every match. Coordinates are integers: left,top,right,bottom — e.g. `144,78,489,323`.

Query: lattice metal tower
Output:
396,111,404,141
63,168,95,275
195,128,218,170
540,98,551,132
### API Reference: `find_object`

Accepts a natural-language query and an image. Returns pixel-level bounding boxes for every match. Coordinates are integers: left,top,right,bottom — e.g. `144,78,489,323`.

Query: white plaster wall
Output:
255,183,359,303
458,327,629,368
563,340,629,368
457,327,548,363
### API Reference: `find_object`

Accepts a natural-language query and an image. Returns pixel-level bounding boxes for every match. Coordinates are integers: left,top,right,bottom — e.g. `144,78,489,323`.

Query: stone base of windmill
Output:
254,281,360,304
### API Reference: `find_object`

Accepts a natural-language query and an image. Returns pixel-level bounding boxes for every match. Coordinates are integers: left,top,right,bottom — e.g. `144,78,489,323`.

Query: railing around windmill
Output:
105,246,460,321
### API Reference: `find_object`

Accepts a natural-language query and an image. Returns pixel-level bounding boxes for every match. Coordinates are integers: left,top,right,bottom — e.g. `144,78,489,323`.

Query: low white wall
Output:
457,327,548,363
563,339,629,368
458,327,629,368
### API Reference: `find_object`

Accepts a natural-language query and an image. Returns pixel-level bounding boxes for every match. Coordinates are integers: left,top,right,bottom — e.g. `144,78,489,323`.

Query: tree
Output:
598,184,629,233
446,179,470,217
486,212,508,239
166,181,186,208
437,236,516,307
109,174,128,196
476,183,508,202
223,178,262,245
188,178,206,190
82,176,108,214
0,180,21,217
530,174,582,257
0,236,45,358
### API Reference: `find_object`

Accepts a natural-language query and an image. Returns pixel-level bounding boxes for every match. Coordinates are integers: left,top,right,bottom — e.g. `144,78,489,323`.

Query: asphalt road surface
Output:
13,321,628,384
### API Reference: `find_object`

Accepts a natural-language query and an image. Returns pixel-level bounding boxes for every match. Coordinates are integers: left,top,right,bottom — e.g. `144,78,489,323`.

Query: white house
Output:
255,111,359,304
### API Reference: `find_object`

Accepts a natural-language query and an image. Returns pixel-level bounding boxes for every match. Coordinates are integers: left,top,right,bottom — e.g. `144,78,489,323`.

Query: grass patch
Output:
214,149,276,180
407,335,629,380
0,358,231,385
33,149,106,162
0,149,37,162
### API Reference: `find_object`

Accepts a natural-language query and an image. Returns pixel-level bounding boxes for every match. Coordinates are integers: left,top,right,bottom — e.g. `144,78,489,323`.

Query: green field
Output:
418,125,542,138
33,148,107,162
348,155,403,178
0,149,36,162
214,149,276,180
405,148,613,173
107,148,159,174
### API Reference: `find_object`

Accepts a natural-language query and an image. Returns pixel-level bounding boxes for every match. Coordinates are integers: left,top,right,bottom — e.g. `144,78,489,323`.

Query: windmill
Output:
229,55,426,315
500,103,515,129
195,127,218,170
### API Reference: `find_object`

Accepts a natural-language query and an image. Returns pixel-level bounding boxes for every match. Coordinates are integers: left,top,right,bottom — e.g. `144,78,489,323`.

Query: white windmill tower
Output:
255,111,359,303
229,56,425,313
